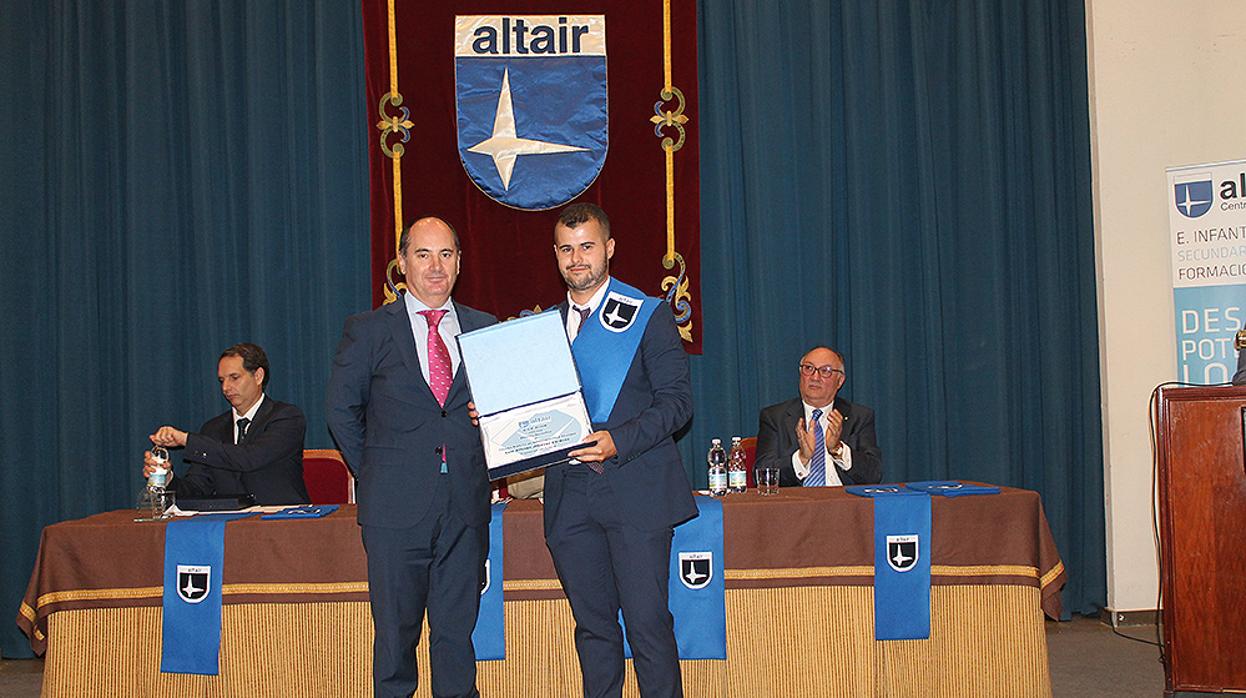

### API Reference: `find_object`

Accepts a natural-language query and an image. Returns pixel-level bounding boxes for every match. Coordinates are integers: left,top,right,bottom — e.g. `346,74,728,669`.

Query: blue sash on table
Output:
905,480,1001,497
160,513,254,674
846,485,932,640
571,278,659,423
472,502,507,660
622,497,726,660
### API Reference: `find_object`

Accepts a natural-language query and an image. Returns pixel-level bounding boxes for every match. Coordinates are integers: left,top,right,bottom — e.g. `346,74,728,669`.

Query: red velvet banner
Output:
362,0,701,352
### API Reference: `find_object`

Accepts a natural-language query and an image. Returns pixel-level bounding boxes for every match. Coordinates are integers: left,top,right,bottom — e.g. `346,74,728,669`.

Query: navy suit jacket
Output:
174,397,309,504
543,300,697,533
755,396,883,487
325,295,498,529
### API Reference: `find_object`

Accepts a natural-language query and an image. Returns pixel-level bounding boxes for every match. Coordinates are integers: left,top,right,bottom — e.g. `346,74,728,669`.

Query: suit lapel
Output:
243,397,276,438
386,295,438,403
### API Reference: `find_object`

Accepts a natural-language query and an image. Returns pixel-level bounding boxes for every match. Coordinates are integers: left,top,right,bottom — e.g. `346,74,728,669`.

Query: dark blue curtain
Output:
0,2,370,657
1,0,1103,659
684,0,1103,615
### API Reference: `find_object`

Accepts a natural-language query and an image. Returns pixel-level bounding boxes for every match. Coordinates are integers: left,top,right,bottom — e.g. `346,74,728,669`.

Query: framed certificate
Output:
457,310,594,480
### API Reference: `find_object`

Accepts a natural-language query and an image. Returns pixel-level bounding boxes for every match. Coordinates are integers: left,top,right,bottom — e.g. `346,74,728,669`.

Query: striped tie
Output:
804,408,826,487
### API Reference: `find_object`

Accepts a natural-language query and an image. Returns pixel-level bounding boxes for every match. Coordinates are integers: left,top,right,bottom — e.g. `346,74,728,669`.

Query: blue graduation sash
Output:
623,496,726,660
160,513,254,674
571,278,660,423
846,485,932,640
472,502,507,660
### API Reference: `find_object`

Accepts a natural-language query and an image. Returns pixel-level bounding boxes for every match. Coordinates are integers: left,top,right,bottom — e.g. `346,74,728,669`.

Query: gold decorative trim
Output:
727,566,875,580
503,578,564,592
648,0,695,343
377,0,407,305
32,581,370,612
1039,560,1066,588
727,564,1041,582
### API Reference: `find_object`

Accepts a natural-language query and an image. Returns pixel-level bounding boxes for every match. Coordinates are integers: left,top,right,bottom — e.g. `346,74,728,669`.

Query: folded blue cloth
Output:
904,480,1001,497
845,484,924,498
260,505,340,520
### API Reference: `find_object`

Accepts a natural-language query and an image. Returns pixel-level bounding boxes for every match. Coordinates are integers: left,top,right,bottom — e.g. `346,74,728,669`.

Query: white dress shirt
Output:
403,292,462,384
564,277,611,343
791,401,853,486
231,394,266,444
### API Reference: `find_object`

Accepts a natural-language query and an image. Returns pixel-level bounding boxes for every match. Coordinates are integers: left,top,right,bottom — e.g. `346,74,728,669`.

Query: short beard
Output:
564,265,607,293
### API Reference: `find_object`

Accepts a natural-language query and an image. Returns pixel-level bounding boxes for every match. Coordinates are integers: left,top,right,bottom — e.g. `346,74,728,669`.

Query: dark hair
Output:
805,345,846,372
556,202,611,238
220,343,270,388
399,217,461,256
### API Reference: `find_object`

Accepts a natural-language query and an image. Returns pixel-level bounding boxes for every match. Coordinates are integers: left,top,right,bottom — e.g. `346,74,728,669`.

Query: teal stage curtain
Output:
1,0,1103,659
687,0,1103,615
0,2,370,657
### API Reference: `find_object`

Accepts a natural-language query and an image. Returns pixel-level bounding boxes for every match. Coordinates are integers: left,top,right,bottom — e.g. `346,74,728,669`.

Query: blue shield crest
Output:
455,15,608,210
1174,176,1213,218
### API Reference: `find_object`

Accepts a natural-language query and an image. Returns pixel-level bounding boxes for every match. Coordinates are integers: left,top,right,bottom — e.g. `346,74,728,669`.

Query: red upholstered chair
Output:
740,436,758,488
302,449,355,504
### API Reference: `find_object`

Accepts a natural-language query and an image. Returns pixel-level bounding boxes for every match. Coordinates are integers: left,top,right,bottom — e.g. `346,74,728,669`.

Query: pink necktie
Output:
418,309,452,406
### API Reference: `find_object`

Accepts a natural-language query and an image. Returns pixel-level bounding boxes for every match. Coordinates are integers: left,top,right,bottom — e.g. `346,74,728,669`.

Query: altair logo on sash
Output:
455,15,608,210
176,565,211,604
600,292,642,332
480,559,491,596
885,535,919,573
678,551,713,590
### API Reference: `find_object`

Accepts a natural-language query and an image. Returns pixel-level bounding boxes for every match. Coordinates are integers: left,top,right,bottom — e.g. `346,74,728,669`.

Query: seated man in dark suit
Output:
141,342,309,504
756,345,883,487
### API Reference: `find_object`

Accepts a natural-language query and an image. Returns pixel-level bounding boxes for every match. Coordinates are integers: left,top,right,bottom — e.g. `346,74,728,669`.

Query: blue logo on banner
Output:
472,502,507,660
161,513,254,674
455,15,608,210
1174,178,1213,218
622,496,726,660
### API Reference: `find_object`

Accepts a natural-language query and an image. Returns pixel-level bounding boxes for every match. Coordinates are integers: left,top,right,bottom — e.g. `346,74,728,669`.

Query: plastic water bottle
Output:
140,446,173,519
707,439,728,497
727,436,747,493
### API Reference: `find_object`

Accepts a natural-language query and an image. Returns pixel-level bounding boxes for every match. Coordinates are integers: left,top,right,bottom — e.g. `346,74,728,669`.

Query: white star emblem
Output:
467,68,588,190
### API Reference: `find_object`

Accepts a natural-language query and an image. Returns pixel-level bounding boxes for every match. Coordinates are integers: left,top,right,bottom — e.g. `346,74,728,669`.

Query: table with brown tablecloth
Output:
18,485,1065,697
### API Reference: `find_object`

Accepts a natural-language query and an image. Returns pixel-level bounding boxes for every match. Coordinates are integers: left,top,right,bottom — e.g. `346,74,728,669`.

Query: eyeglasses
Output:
799,363,844,378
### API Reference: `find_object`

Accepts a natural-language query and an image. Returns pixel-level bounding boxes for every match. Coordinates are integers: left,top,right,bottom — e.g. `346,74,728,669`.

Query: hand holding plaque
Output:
457,310,594,480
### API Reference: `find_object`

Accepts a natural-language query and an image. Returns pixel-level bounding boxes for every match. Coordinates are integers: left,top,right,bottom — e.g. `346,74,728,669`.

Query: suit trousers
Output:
361,479,488,698
546,466,683,698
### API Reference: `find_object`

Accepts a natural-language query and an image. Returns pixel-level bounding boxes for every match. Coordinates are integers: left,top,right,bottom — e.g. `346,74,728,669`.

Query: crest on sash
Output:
600,292,642,332
679,551,713,589
885,535,919,573
455,15,608,210
176,564,211,604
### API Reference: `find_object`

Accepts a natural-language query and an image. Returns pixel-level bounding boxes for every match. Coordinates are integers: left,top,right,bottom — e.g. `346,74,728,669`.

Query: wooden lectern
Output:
1156,385,1246,695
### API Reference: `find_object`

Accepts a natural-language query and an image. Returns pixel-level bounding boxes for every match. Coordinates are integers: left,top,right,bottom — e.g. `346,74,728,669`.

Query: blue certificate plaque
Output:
457,310,593,480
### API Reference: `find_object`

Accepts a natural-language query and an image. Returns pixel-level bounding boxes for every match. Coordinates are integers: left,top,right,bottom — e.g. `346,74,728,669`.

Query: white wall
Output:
1086,0,1246,611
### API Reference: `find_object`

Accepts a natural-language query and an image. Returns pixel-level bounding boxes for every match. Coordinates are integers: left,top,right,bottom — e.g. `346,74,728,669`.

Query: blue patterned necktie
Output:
804,408,826,487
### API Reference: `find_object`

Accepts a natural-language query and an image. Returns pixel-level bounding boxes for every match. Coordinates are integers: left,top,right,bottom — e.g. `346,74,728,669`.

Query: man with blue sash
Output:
326,218,498,698
544,203,697,698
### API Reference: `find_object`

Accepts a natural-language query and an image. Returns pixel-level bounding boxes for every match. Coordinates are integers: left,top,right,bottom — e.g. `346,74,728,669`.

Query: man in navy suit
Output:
544,202,696,698
755,346,883,487
326,217,497,698
143,342,309,504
